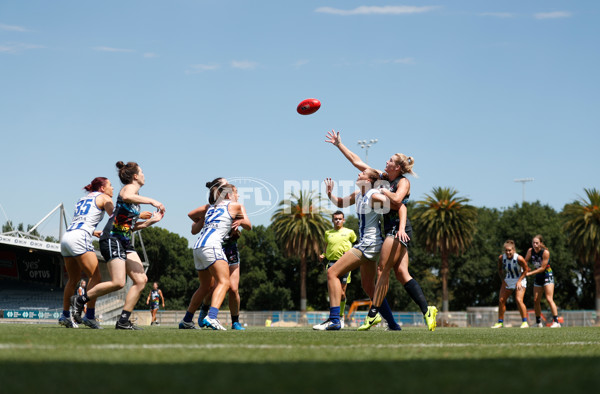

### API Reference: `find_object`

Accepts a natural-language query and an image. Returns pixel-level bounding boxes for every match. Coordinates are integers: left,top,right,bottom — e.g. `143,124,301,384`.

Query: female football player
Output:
59,177,114,329
525,235,561,327
313,169,399,331
325,130,437,331
491,240,529,328
74,161,165,330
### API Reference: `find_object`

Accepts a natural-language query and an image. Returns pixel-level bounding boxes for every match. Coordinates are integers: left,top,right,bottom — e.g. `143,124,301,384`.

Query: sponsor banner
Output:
0,235,60,252
2,310,62,319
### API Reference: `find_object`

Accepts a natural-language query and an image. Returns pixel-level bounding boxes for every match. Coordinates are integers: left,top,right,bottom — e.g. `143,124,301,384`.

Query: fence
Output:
2,308,597,327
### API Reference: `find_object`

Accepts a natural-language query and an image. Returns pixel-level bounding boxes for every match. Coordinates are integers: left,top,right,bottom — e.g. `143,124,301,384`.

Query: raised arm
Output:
120,184,165,213
324,178,356,208
325,130,373,173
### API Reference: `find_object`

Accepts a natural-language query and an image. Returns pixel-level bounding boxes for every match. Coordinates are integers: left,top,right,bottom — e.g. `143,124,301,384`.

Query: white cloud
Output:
0,42,43,54
534,11,572,20
315,5,439,16
231,60,258,70
293,59,309,68
480,12,515,18
143,52,158,58
393,57,415,64
93,46,134,53
186,64,220,74
0,23,29,32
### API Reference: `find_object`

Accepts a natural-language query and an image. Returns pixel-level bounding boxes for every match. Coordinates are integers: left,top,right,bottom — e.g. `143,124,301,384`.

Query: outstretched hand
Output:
325,130,341,146
324,178,334,196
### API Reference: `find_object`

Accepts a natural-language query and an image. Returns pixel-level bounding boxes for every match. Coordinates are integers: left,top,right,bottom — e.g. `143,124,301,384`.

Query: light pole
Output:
514,178,534,203
358,139,378,165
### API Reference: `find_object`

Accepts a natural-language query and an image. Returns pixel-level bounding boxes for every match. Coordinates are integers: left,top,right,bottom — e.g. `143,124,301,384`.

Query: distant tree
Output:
133,226,196,310
449,207,503,309
236,225,294,310
412,187,477,312
271,190,330,313
562,188,600,322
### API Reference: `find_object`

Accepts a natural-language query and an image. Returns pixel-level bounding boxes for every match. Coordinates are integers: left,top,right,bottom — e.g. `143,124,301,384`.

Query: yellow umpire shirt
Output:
324,227,357,261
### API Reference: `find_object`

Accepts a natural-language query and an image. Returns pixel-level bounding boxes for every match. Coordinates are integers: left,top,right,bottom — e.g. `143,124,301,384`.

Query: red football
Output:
297,98,321,115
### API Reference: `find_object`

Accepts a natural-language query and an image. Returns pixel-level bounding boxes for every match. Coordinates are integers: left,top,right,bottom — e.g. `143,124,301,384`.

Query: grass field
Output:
1,323,599,394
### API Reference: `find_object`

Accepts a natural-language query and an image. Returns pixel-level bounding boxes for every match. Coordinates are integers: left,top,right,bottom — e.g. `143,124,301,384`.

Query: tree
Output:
412,187,477,312
270,190,330,313
132,226,197,310
236,225,294,310
562,188,600,323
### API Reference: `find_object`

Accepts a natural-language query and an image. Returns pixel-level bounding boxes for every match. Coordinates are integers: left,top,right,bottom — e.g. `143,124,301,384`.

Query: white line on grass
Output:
1,342,599,350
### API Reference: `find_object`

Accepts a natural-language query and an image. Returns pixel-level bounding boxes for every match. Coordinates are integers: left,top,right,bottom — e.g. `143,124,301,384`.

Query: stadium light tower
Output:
514,178,534,203
358,139,378,165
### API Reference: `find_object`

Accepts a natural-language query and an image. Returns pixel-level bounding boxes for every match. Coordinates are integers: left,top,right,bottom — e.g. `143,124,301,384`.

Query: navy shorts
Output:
100,237,135,262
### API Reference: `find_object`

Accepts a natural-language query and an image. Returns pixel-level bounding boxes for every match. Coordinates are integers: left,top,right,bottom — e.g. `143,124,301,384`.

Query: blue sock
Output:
498,319,504,323
522,317,528,322
379,299,399,328
208,307,219,319
85,308,95,320
183,311,194,323
329,306,341,323
63,310,70,318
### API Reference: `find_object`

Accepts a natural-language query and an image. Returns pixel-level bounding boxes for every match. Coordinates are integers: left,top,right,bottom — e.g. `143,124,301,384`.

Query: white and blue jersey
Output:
193,201,233,249
67,192,105,235
193,201,235,271
61,192,106,257
352,189,383,260
502,253,526,290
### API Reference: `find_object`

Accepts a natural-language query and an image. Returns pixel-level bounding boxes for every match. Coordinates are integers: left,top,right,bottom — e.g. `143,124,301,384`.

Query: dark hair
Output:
116,161,140,185
332,210,344,219
206,177,226,204
83,177,108,192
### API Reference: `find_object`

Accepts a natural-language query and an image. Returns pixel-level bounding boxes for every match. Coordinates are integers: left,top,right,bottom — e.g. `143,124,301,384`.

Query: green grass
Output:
1,324,599,394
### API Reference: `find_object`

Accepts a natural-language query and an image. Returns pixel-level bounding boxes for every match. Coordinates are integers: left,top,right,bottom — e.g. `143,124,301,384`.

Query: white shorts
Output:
60,230,94,257
193,246,227,271
504,277,526,290
352,240,382,261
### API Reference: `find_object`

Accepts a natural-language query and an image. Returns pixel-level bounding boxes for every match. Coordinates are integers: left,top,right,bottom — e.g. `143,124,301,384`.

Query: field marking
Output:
1,341,599,350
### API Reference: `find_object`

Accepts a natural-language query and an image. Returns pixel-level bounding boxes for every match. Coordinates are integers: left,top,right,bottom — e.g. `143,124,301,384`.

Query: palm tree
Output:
412,187,478,312
271,190,330,313
562,188,600,324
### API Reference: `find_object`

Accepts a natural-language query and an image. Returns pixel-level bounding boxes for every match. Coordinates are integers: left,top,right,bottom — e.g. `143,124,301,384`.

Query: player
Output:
180,178,248,330
74,161,165,330
313,170,400,331
491,240,529,328
317,211,356,328
180,182,251,330
59,177,114,329
146,282,165,325
326,130,437,331
525,235,561,328
77,280,87,314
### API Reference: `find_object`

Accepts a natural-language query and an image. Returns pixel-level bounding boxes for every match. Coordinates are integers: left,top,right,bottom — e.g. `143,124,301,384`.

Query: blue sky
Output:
1,1,598,246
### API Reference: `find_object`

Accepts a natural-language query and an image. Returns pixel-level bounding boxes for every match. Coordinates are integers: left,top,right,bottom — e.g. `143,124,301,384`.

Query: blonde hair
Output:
503,240,516,250
391,153,416,177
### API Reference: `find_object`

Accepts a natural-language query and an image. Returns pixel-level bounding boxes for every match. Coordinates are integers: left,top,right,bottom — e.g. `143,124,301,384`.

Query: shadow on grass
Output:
1,357,599,394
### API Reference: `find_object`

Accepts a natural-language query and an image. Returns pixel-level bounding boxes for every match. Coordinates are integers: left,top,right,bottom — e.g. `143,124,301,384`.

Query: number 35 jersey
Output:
67,192,105,236
193,201,233,249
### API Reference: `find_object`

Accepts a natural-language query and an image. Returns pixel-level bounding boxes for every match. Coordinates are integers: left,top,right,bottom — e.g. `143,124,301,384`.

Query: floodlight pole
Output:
358,138,378,165
514,178,534,203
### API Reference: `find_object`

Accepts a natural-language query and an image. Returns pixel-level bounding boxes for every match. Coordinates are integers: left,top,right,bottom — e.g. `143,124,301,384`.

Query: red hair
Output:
83,177,108,192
